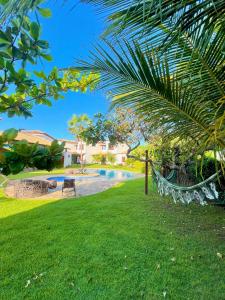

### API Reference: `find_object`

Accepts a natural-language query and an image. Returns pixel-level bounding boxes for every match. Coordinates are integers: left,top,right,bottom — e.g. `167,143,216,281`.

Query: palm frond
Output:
166,23,225,104
81,0,225,46
0,0,37,24
74,41,224,150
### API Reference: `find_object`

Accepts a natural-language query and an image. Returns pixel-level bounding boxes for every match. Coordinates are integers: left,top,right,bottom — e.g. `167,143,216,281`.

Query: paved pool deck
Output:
5,172,143,200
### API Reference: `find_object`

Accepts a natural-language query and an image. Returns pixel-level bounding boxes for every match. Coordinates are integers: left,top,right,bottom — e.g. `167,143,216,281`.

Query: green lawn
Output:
0,179,225,299
8,168,69,180
76,163,144,173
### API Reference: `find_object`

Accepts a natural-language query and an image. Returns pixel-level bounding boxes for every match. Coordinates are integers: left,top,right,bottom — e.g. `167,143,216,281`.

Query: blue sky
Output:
1,2,108,139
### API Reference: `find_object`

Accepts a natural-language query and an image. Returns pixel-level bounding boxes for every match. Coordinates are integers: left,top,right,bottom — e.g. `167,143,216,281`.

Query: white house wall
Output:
60,140,129,166
63,151,72,167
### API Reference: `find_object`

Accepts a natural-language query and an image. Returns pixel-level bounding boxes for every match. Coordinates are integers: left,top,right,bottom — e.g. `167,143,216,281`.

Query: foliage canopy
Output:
0,0,98,118
0,128,64,175
78,0,225,170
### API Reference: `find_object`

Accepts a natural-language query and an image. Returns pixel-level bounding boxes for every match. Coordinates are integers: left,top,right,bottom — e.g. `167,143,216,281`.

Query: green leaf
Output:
2,128,18,141
9,161,25,174
20,33,31,47
12,46,23,59
38,8,52,18
0,49,11,59
0,29,10,40
30,22,40,40
6,61,15,73
36,98,52,106
49,66,58,79
0,38,10,47
0,0,8,5
22,16,30,31
0,56,5,69
33,70,47,80
36,40,49,49
40,53,52,61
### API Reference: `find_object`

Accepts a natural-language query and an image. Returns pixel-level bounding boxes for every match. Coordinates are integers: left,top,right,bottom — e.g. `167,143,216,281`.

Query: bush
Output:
125,158,136,167
187,157,220,181
125,158,146,174
92,153,116,165
92,154,107,165
106,153,116,165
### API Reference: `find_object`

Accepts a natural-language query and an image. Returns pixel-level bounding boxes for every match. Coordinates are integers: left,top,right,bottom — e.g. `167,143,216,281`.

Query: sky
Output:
1,2,108,139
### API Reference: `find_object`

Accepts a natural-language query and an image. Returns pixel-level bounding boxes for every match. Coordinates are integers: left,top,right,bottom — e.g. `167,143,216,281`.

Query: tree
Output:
0,128,64,175
0,0,98,117
78,0,225,172
0,0,98,175
80,108,151,150
0,0,43,24
68,114,91,165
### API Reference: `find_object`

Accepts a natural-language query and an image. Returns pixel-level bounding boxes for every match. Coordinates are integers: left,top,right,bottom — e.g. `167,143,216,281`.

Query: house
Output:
2,129,129,167
58,139,129,166
19,130,55,143
0,130,52,147
18,130,72,167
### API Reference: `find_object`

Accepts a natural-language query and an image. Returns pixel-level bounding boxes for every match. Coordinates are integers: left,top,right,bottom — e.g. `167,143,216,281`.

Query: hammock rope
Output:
151,162,220,206
0,174,8,187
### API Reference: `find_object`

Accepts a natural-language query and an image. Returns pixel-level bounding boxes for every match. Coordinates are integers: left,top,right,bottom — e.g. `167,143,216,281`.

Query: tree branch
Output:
126,142,153,163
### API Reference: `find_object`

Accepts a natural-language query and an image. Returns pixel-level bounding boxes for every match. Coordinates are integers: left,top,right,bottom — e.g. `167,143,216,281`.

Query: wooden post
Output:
145,150,148,195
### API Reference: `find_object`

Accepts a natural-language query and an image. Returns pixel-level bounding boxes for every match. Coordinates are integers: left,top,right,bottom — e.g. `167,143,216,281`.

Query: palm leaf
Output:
74,41,224,150
81,0,225,46
166,23,225,102
0,0,38,24
81,0,225,110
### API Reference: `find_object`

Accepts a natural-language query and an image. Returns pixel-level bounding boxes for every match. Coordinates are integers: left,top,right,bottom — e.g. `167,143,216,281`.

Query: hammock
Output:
151,163,220,206
0,174,8,187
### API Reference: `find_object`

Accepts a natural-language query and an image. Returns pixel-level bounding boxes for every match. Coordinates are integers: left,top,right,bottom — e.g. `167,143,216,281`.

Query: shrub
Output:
92,154,107,165
125,158,136,167
106,153,116,165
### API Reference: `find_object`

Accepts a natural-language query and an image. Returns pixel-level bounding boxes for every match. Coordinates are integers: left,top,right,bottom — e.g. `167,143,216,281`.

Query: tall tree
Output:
0,0,98,117
77,108,152,154
68,114,91,164
0,0,98,174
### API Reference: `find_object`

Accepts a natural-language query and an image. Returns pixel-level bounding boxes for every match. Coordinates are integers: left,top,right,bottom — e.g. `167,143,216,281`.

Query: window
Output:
109,144,114,150
122,156,126,162
102,145,106,151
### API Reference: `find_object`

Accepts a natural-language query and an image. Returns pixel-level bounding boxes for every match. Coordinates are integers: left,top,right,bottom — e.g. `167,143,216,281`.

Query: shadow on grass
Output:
0,178,225,299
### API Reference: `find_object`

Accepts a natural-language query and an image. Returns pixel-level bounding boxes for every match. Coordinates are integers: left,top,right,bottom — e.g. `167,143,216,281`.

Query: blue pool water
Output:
47,169,135,182
96,169,134,179
48,176,69,182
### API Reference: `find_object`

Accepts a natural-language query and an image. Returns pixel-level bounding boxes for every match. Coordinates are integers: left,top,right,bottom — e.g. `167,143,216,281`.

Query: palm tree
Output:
76,0,225,166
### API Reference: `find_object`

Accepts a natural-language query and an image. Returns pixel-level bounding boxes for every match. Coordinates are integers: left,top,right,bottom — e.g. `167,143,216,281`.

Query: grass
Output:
75,162,144,173
8,168,69,180
0,179,225,299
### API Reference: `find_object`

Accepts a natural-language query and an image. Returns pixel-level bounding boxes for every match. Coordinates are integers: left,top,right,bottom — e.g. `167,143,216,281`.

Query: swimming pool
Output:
95,169,135,179
47,169,135,182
